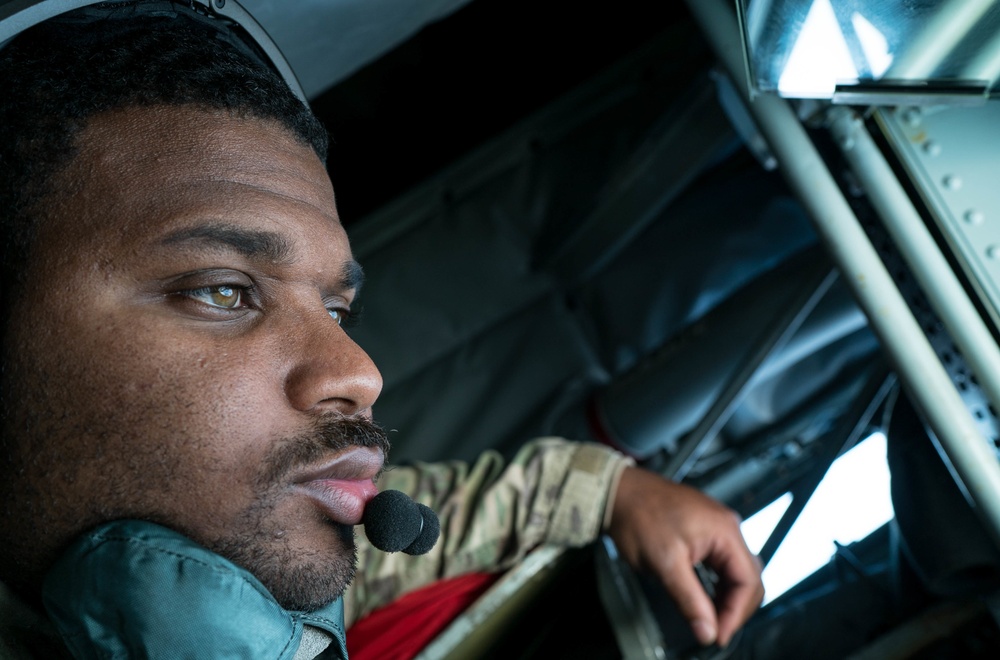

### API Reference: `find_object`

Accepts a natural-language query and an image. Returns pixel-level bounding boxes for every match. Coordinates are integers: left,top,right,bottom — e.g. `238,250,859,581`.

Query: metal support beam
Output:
665,263,837,482
828,104,1000,441
758,364,895,566
685,0,1000,544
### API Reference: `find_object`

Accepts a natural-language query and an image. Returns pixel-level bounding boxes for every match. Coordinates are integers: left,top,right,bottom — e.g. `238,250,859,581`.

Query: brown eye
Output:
187,285,243,309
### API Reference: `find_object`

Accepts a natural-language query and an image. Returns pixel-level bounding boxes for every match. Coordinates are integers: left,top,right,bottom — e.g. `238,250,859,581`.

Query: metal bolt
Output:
215,0,226,7
782,442,802,458
901,107,922,127
988,245,1000,260
923,140,941,156
965,210,985,225
830,111,860,151
943,175,963,191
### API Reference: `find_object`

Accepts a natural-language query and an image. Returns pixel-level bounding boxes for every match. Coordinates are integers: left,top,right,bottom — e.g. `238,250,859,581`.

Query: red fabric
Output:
346,571,501,660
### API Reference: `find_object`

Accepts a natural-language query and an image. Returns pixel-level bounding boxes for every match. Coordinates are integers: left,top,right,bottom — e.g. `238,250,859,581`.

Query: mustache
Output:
261,416,391,486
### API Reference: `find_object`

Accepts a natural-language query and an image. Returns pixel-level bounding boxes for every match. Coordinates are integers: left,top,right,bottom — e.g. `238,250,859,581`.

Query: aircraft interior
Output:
285,0,1000,657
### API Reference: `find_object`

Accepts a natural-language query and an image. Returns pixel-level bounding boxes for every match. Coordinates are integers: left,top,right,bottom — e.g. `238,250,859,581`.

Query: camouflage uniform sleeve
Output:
343,437,633,627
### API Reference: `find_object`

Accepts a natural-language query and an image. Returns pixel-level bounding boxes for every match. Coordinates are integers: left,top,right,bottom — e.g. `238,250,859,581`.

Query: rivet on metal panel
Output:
987,245,1000,260
943,175,963,191
923,140,942,157
965,210,986,226
902,107,922,127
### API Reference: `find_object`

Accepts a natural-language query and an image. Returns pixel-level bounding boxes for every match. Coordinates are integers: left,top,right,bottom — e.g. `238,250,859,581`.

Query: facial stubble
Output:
207,416,391,612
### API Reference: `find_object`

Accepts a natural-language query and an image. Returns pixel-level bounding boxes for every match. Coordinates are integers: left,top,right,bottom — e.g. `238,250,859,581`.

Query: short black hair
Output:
0,2,329,313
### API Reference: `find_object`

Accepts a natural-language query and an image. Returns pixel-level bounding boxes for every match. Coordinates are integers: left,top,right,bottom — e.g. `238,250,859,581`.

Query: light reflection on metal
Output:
965,27,1000,88
737,0,1000,100
885,0,997,81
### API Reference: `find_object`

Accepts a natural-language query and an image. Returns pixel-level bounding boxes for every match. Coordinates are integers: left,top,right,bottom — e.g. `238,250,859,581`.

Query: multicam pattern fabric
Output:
344,437,632,627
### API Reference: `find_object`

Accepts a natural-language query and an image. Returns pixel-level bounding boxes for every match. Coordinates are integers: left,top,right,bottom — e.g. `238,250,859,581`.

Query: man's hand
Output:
608,467,764,648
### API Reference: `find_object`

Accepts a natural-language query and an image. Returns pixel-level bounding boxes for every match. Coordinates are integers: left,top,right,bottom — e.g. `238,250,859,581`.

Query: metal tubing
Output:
829,106,1000,429
758,365,895,566
665,264,837,481
685,0,1000,541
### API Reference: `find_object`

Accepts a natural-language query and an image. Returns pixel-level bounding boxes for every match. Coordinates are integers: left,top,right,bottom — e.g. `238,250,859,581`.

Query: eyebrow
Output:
340,259,366,294
160,224,294,264
160,222,365,294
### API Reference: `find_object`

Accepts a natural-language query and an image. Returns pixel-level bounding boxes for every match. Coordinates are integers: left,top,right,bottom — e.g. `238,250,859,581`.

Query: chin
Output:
210,520,358,612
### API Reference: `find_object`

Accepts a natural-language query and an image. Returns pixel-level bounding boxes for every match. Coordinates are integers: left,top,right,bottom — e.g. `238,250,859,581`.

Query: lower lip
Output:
298,479,379,525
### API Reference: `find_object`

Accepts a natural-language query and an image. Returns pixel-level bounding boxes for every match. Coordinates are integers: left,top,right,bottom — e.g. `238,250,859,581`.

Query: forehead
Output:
39,105,346,263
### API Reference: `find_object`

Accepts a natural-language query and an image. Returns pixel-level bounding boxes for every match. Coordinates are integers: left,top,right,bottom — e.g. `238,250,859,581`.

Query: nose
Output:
283,309,383,416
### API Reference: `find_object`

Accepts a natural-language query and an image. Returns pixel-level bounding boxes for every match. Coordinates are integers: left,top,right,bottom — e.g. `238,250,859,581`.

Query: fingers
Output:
652,553,720,646
700,528,764,647
652,545,763,647
608,467,764,648
713,550,765,647
707,536,764,646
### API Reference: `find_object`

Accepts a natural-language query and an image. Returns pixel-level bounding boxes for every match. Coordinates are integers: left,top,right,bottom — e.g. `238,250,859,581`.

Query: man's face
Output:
0,105,386,610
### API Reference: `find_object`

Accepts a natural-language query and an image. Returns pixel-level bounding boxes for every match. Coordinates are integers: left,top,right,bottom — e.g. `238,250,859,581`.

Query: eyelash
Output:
337,306,363,329
181,284,360,328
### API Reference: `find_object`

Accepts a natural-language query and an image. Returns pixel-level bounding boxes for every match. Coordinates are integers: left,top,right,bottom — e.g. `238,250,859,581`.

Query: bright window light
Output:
851,12,893,77
740,432,894,604
741,492,792,555
778,0,858,97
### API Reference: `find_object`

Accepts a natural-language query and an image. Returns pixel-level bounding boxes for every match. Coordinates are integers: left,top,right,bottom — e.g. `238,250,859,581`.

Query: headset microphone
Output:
362,490,440,555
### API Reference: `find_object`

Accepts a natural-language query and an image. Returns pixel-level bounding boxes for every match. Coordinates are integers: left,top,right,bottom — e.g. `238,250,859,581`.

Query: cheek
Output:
15,310,285,496
95,330,283,462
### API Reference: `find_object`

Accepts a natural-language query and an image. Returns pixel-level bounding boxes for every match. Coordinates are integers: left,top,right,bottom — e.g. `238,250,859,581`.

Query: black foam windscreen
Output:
405,503,440,555
362,490,439,555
